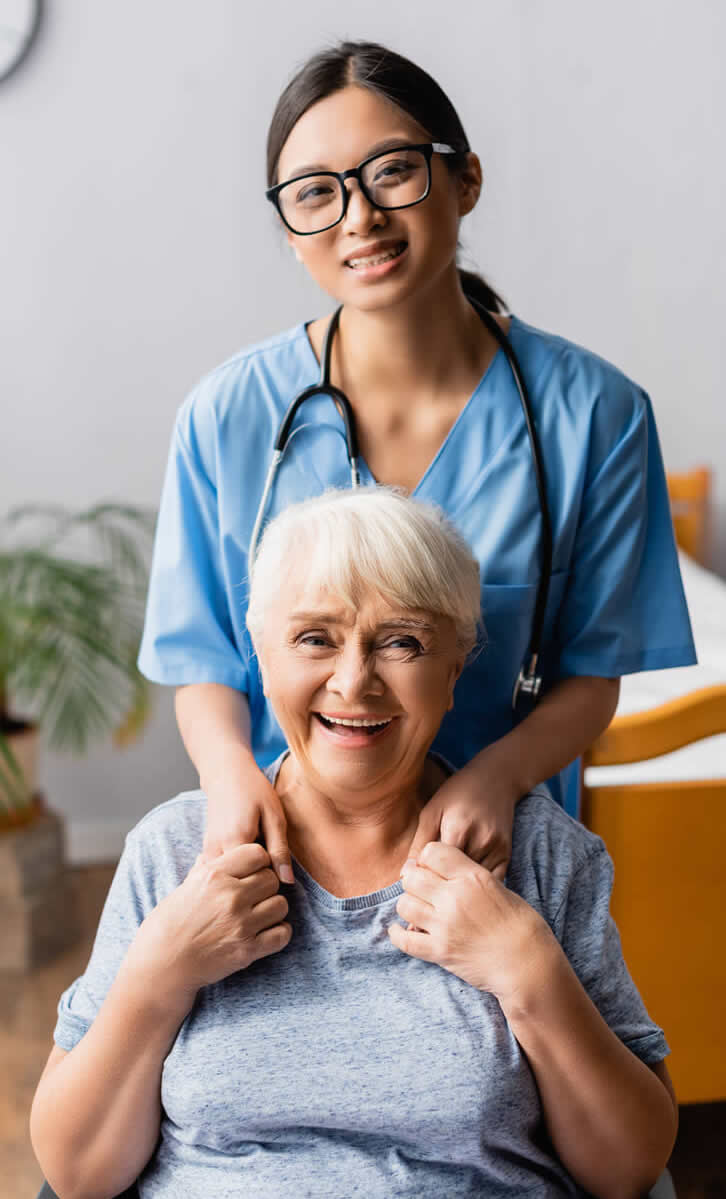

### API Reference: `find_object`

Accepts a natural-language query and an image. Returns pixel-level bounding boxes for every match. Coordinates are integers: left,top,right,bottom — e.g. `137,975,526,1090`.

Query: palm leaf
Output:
0,502,156,807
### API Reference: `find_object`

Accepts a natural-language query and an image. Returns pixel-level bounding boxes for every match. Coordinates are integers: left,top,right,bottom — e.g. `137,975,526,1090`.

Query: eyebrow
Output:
282,136,416,182
289,611,436,633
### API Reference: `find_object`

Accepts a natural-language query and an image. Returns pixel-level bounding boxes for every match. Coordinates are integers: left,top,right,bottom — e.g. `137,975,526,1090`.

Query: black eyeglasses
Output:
266,142,462,236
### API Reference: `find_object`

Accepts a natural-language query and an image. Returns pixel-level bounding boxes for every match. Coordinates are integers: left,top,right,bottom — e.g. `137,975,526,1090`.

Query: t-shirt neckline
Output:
264,750,454,912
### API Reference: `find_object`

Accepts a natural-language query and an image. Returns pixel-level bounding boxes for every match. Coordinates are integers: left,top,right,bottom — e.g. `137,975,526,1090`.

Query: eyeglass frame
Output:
265,141,464,236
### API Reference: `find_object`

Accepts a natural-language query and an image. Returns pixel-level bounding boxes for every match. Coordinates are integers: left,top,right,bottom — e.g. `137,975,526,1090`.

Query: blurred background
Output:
2,0,724,857
1,2,725,1193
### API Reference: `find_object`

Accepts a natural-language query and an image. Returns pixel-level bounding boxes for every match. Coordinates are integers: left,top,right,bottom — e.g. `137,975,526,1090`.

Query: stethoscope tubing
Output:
248,301,551,712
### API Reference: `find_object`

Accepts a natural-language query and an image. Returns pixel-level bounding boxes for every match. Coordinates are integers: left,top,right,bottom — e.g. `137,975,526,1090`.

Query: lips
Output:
315,713,394,735
344,240,407,268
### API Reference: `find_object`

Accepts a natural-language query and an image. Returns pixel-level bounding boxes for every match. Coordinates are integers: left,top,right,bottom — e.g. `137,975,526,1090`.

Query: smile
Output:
314,712,397,742
345,241,407,270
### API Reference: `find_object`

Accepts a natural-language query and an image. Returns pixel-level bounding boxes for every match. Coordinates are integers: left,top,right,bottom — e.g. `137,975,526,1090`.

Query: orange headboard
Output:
666,467,711,564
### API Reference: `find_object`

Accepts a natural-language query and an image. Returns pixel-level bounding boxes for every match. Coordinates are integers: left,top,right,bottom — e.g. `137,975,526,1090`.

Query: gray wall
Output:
2,2,724,860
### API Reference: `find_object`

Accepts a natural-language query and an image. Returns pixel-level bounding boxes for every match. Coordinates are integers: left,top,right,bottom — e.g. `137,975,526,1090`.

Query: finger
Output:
251,921,293,961
199,845,224,861
249,891,289,934
477,845,510,876
418,840,475,878
203,842,270,877
405,813,443,864
490,861,508,882
387,919,435,961
399,862,439,904
260,809,295,885
396,891,434,931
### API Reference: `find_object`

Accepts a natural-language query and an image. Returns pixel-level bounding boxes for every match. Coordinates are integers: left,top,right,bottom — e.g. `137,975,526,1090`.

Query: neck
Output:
275,753,446,867
333,266,494,401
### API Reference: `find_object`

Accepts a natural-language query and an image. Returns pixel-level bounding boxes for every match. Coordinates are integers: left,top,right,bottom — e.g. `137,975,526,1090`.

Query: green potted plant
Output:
0,502,157,828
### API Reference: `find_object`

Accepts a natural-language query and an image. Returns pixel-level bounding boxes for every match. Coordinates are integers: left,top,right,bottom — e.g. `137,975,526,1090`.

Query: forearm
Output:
30,951,193,1199
502,940,677,1198
477,674,620,796
174,682,256,789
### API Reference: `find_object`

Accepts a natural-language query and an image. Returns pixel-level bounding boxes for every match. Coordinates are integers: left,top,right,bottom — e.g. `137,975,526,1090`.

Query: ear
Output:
456,152,483,217
446,655,467,711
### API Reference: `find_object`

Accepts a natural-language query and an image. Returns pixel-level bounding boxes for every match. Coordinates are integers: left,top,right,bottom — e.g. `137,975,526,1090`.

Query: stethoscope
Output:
248,298,553,713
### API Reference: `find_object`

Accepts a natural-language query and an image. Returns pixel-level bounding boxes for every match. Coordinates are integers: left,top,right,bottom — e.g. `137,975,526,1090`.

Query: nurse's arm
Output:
474,674,620,799
174,683,292,876
500,936,678,1199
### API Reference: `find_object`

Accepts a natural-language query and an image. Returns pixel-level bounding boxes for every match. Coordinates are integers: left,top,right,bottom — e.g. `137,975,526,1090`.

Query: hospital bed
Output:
582,467,726,1105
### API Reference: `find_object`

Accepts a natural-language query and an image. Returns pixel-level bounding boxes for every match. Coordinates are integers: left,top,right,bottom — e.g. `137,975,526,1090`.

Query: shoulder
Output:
506,785,611,926
122,790,207,893
508,314,649,436
176,322,314,439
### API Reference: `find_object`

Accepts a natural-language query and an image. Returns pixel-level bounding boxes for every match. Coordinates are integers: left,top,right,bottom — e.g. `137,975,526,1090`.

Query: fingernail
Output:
279,864,295,884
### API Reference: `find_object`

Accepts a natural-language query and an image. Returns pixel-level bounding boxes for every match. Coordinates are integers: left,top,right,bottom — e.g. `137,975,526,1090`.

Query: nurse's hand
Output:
201,757,295,885
404,755,518,882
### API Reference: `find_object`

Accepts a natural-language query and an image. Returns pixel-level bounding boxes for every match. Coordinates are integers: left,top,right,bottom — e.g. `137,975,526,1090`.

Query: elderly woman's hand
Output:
132,844,292,1002
404,754,519,881
390,842,557,1002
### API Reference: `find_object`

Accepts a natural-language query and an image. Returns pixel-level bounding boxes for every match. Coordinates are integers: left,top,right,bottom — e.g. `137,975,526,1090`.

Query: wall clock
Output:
0,0,42,83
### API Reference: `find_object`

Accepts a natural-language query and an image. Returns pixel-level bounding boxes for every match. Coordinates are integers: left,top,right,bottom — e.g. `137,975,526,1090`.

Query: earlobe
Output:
286,231,303,263
457,153,483,216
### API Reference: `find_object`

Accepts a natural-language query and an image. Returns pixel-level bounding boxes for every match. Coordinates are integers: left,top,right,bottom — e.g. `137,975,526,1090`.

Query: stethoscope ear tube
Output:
465,298,553,711
249,308,361,563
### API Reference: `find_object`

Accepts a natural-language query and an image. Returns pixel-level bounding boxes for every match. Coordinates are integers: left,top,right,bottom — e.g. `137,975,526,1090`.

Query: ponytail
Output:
458,268,507,314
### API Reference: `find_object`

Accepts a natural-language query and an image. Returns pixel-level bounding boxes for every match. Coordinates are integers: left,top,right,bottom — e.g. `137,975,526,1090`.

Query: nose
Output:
327,641,384,703
341,179,386,236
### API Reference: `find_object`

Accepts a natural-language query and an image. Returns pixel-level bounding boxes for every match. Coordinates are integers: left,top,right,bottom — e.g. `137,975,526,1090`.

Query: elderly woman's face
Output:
257,573,464,798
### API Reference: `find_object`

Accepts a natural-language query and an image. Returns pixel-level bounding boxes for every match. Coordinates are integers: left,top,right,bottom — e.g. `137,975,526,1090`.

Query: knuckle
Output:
251,843,270,866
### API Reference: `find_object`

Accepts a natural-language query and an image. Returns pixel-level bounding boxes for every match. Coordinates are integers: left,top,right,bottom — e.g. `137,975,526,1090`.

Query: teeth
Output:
347,244,404,268
319,715,391,727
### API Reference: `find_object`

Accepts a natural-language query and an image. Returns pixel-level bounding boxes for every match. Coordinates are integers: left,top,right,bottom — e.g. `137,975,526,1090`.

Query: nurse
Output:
138,39,695,886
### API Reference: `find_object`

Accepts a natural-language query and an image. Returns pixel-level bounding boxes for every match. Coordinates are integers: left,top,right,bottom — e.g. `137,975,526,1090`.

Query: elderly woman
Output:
31,488,676,1199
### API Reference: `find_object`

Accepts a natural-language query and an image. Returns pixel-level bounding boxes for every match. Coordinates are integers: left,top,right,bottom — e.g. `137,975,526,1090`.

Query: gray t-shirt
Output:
54,755,668,1197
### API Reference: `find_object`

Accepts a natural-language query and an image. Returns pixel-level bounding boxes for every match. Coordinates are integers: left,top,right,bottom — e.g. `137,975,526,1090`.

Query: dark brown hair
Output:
266,40,506,313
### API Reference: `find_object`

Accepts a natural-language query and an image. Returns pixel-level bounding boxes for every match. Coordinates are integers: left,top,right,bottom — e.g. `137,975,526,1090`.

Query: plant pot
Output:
0,716,41,832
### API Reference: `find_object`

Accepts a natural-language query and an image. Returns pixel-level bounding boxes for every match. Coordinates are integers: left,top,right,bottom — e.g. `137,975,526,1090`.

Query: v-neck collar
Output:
299,315,516,497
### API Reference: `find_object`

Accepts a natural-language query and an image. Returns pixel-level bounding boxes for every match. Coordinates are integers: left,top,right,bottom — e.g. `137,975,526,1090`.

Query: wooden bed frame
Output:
581,466,725,1104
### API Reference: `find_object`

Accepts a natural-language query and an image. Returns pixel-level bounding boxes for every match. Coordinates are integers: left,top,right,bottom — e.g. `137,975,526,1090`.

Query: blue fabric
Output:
53,755,668,1196
138,315,696,808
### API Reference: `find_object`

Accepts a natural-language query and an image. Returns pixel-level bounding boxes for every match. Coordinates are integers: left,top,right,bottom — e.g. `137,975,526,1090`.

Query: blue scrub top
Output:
138,314,696,815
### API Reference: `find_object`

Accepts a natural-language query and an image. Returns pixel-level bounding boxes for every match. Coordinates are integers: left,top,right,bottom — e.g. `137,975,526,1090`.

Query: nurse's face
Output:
274,85,481,312
257,569,464,802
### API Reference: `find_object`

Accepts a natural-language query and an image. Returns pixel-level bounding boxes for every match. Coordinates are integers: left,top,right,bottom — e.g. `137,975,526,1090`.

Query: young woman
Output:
137,40,695,885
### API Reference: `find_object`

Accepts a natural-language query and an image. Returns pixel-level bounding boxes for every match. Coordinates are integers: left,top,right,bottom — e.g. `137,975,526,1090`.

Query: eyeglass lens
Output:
278,147,429,234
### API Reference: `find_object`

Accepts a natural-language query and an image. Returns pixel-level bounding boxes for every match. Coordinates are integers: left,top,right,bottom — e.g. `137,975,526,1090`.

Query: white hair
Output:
246,487,483,655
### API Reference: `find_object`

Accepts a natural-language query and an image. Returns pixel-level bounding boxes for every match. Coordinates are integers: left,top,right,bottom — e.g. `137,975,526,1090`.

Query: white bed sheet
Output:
584,551,726,786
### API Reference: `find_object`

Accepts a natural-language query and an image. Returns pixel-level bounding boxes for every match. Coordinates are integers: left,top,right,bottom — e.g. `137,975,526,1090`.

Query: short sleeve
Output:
555,384,696,677
53,834,155,1051
137,394,250,690
552,843,669,1064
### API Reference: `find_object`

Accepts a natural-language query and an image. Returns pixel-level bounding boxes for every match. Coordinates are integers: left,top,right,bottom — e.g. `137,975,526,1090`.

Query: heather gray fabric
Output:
54,754,668,1197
